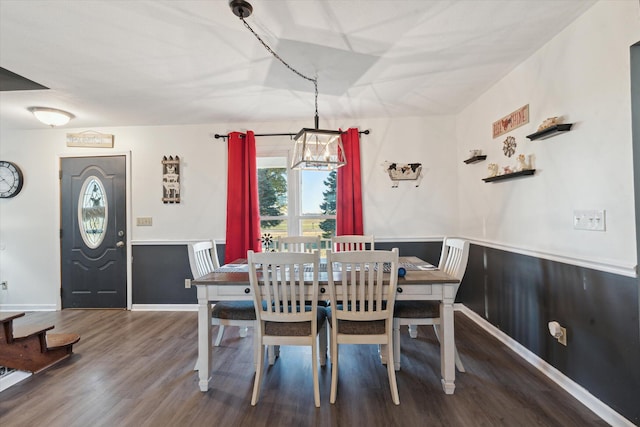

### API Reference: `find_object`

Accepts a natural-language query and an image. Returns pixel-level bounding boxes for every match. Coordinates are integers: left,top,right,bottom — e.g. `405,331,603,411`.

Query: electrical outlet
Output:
1,281,7,290
185,279,191,289
558,326,567,346
136,217,153,226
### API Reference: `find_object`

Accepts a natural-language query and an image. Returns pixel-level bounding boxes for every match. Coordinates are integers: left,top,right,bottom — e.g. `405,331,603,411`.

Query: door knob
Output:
116,241,125,248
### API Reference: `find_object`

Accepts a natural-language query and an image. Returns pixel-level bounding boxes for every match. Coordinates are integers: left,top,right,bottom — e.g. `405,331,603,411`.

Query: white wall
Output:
0,115,458,308
456,0,640,271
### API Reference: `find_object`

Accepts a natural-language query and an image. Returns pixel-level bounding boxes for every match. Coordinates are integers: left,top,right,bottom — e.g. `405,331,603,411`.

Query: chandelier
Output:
228,0,346,171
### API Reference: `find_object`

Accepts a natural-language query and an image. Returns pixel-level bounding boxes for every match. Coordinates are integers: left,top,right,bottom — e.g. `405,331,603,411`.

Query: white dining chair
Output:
326,248,400,405
277,235,321,253
188,241,255,351
248,250,326,407
392,237,470,372
273,235,327,366
331,234,374,252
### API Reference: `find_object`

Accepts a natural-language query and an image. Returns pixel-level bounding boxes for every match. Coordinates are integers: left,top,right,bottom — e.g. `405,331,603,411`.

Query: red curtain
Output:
224,131,261,264
336,128,364,235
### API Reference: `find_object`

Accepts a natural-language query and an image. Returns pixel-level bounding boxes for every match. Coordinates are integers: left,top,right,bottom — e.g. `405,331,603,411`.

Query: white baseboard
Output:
0,304,199,312
0,370,32,393
131,304,197,311
457,305,634,427
0,304,57,312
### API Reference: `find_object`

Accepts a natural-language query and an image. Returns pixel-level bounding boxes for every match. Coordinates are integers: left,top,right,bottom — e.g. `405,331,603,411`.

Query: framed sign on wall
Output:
493,104,529,138
162,156,180,203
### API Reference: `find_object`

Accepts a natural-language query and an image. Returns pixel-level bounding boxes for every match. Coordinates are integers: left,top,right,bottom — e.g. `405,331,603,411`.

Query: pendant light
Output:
229,0,346,171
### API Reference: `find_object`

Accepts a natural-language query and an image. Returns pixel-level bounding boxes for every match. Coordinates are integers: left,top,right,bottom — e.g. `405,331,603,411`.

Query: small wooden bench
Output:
0,312,80,373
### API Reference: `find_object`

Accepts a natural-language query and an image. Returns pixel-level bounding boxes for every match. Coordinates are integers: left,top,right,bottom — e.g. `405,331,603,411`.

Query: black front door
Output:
60,156,127,308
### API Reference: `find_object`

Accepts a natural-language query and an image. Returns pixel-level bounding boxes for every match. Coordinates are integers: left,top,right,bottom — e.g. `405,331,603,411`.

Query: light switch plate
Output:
573,210,605,231
136,217,153,226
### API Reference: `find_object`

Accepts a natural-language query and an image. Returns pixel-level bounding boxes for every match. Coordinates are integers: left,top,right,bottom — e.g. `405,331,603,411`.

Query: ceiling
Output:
0,0,596,131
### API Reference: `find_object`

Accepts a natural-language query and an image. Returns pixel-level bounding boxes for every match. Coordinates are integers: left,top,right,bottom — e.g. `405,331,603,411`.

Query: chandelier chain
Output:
239,16,319,120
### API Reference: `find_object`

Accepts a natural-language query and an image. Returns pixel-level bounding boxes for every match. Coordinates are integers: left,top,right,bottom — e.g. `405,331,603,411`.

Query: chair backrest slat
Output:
331,235,375,252
188,240,220,279
327,248,398,321
437,238,470,282
249,251,319,323
277,235,321,253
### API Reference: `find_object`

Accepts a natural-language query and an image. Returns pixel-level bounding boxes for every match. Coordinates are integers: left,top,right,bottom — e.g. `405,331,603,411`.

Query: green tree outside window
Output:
258,168,287,228
319,170,336,238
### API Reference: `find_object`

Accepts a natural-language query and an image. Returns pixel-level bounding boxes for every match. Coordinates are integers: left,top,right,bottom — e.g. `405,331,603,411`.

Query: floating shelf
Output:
482,169,535,183
463,155,487,164
526,124,573,140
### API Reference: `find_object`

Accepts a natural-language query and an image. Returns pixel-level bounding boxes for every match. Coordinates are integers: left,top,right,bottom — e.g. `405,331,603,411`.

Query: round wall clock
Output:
0,161,24,198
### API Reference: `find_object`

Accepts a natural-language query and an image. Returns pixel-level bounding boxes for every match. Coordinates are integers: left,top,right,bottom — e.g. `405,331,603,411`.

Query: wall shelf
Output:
482,169,535,183
463,155,487,164
526,124,573,140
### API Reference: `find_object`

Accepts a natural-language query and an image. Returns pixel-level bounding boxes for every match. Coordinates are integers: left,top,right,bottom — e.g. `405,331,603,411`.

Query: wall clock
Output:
0,161,24,198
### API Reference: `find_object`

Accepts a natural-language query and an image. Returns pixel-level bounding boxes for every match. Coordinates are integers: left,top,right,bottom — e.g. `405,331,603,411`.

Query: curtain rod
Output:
213,129,370,141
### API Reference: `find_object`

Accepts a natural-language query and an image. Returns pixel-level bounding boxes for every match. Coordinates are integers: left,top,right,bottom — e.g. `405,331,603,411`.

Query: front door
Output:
60,156,127,308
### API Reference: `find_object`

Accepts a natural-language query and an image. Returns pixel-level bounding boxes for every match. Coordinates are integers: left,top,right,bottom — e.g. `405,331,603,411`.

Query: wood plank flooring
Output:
0,310,607,427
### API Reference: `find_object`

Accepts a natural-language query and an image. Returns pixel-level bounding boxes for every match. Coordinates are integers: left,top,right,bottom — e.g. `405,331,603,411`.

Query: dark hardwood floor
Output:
0,310,606,427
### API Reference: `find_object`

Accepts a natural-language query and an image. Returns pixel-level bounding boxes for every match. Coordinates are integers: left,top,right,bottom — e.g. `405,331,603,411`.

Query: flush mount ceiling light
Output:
228,0,346,171
28,107,75,127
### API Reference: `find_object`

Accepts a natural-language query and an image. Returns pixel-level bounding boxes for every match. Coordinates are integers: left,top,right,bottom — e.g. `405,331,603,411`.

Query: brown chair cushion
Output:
264,306,327,336
337,319,386,335
326,307,387,335
212,301,256,320
393,301,439,319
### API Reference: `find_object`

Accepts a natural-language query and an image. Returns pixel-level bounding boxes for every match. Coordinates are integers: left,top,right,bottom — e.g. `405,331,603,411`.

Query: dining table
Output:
193,255,461,395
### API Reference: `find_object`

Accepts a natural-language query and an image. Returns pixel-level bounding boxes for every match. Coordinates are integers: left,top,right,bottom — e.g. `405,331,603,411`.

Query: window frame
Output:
256,144,336,238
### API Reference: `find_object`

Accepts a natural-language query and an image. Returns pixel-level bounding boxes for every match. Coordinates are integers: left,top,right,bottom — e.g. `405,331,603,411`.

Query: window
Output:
257,147,336,251
78,176,107,249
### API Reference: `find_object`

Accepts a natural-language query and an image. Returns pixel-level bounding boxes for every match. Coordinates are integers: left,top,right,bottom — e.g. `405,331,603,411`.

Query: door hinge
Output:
60,288,63,297
60,229,63,239
59,170,62,180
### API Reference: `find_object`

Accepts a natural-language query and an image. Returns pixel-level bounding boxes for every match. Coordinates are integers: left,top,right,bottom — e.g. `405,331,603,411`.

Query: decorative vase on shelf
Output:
488,163,499,177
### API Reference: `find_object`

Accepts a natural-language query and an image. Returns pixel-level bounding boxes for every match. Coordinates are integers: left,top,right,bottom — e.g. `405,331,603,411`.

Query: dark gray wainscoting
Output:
132,244,224,305
459,244,639,424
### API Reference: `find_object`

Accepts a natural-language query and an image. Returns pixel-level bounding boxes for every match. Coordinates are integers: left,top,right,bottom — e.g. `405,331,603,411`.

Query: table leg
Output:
440,297,456,394
197,289,212,392
318,321,327,366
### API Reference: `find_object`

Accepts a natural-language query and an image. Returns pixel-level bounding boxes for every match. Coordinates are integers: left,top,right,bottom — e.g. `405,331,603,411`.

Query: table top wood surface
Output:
192,256,459,286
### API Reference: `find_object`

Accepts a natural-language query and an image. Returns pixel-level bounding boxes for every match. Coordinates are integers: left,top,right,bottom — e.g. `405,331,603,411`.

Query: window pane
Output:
301,218,335,239
78,176,107,249
301,170,336,215
257,152,337,242
257,157,288,217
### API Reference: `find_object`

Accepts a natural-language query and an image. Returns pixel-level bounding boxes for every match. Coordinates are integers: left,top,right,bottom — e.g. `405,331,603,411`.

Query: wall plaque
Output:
162,155,180,204
492,104,529,138
66,131,114,148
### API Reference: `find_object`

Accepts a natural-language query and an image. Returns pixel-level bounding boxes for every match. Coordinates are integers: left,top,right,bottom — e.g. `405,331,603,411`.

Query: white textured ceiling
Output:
0,0,596,130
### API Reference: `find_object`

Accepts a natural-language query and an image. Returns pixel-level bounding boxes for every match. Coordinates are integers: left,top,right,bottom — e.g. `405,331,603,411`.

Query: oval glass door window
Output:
78,176,108,249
